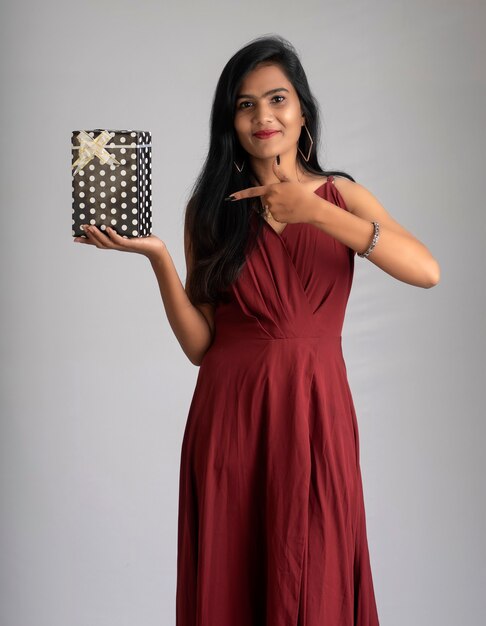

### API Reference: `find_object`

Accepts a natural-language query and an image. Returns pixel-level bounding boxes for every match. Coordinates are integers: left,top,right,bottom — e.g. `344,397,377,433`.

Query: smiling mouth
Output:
254,131,280,139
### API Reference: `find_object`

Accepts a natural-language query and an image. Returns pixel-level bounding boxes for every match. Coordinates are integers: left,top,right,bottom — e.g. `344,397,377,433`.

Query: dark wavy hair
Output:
184,34,355,306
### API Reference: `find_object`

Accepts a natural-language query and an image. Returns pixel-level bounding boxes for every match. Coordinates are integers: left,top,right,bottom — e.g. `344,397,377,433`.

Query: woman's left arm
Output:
309,177,441,288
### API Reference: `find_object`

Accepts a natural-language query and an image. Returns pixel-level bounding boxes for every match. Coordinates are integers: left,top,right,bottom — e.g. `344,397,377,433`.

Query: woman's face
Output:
233,63,305,164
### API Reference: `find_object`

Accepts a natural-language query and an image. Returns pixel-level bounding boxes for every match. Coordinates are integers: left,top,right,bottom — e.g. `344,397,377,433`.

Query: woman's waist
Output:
205,327,344,367
214,306,342,343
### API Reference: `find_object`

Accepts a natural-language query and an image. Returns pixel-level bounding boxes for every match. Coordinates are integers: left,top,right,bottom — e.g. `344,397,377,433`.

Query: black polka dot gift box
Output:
71,129,152,239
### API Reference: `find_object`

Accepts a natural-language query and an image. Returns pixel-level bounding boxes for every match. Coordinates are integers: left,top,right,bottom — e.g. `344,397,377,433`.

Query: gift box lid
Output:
71,129,152,148
71,129,152,177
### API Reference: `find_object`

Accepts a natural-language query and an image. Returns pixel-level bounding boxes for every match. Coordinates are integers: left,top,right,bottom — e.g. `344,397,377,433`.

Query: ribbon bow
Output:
72,130,121,176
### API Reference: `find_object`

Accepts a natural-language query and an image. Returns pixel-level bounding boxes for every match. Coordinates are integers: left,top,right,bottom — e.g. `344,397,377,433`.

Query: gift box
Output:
71,129,152,238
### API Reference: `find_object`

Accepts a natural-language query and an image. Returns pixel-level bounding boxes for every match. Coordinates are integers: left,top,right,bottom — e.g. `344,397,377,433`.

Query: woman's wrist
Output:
147,242,168,265
308,194,330,226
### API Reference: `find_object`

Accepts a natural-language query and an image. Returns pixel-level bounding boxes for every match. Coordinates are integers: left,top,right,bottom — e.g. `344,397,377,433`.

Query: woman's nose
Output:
252,105,273,123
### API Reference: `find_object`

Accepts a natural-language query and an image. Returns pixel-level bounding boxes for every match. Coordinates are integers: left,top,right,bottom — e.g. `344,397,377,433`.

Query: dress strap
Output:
328,175,335,185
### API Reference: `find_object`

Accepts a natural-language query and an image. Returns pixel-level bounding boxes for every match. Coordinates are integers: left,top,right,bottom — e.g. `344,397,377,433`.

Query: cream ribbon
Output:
71,130,121,176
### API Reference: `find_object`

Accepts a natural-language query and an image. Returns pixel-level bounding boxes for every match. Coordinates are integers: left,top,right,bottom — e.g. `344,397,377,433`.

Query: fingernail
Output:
276,154,280,165
224,195,237,201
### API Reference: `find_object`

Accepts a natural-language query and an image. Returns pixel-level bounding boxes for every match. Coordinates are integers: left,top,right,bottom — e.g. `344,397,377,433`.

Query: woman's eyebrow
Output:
236,87,290,101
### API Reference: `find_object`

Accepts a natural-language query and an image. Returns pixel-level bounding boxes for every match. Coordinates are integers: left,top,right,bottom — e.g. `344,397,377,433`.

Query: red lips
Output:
254,130,280,138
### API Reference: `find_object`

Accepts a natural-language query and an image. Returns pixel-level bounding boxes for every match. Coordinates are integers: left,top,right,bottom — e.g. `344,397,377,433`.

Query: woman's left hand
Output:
226,156,318,225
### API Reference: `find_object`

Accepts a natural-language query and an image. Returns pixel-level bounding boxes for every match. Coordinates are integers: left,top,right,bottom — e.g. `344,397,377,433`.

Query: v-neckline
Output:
261,178,332,239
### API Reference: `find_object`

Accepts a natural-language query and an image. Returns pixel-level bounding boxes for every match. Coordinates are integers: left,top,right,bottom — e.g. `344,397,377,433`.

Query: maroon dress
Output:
176,176,380,625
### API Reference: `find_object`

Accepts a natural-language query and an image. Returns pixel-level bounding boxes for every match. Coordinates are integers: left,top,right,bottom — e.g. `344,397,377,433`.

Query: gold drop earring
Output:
297,123,314,162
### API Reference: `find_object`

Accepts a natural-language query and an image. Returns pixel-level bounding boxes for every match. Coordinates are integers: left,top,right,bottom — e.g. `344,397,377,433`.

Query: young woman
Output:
74,35,439,626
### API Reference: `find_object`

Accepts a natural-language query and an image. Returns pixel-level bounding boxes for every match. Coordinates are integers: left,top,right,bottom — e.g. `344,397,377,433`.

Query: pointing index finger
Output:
225,185,269,201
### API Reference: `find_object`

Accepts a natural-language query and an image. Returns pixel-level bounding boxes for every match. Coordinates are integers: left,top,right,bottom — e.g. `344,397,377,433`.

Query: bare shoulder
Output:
184,207,216,334
331,176,368,214
332,176,419,241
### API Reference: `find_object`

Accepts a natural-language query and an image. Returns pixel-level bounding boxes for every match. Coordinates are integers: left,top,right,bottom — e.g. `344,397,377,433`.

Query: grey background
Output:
1,0,484,624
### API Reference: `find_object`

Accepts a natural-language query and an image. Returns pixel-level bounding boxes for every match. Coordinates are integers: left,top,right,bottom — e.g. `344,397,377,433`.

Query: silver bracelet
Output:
357,221,380,258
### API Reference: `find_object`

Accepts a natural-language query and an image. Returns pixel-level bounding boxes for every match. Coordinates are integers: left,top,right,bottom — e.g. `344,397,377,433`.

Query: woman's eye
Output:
238,95,286,109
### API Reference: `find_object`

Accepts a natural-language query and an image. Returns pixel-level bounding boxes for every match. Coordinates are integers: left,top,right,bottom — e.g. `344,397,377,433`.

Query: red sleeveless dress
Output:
176,176,380,625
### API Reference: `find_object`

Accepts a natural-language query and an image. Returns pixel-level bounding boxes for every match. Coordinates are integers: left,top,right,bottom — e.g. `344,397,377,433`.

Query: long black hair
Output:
184,34,355,306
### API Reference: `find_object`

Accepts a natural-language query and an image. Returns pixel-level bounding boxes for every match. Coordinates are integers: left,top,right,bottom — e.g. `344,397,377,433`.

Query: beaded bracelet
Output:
357,221,380,258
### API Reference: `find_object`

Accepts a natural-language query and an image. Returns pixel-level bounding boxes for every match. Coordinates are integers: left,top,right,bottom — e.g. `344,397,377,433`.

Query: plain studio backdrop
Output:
1,1,484,625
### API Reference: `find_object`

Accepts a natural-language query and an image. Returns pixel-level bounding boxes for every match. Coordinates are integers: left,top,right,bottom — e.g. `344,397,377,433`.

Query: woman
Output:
74,35,439,626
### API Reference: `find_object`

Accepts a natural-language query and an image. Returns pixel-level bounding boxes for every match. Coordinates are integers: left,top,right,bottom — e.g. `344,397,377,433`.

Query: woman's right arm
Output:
148,221,215,367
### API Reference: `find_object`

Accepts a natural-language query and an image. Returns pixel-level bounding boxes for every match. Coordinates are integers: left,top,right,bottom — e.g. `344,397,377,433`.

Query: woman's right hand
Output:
74,224,166,262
